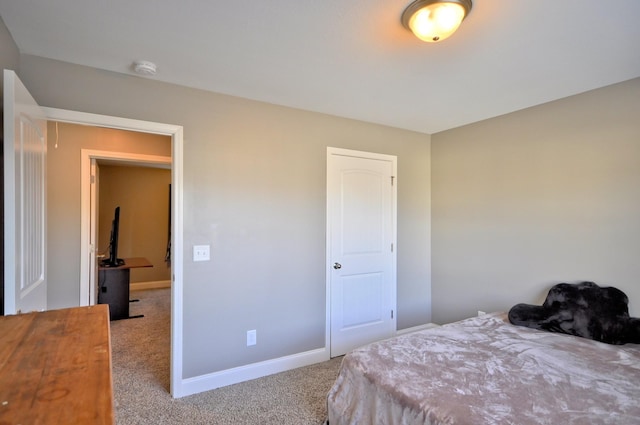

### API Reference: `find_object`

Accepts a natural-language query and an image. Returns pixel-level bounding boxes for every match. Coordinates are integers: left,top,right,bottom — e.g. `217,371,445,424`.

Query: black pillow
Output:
508,281,640,345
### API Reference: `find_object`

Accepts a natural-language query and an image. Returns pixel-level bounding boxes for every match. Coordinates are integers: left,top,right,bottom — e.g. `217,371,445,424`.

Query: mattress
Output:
327,312,640,425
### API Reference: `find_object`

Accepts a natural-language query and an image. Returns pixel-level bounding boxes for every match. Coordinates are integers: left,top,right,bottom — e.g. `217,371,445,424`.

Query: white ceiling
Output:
1,0,639,134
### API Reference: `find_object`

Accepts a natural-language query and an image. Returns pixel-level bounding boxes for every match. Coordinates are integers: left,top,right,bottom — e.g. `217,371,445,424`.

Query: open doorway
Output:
80,149,172,306
44,107,185,397
95,161,172,293
96,161,174,395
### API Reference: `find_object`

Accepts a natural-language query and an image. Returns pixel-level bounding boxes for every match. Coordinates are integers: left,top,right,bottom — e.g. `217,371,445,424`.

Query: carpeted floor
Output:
110,288,343,424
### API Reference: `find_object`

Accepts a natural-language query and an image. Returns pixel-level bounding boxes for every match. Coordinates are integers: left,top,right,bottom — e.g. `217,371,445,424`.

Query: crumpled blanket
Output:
327,313,640,425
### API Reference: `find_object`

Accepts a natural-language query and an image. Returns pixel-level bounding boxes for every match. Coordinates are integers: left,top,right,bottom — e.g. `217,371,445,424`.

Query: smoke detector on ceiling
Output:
132,60,157,76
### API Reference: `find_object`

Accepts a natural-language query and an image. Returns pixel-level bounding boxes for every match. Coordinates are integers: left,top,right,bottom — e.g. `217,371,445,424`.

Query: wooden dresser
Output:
0,304,114,424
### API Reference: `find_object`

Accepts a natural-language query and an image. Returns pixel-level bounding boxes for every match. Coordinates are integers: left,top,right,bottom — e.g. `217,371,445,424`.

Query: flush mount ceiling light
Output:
132,60,157,76
401,0,472,43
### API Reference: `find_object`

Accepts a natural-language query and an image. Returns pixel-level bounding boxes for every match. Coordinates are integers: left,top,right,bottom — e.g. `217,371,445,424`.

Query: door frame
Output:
80,150,172,307
42,107,185,398
325,147,398,355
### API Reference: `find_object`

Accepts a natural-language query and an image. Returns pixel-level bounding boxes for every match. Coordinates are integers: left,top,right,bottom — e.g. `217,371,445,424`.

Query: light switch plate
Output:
193,245,210,262
247,329,257,346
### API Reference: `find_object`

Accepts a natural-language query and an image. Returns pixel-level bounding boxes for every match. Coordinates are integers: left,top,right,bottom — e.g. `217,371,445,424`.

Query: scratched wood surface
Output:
0,305,114,424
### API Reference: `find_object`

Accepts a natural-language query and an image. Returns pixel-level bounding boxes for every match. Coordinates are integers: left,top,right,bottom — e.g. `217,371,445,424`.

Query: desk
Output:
98,257,153,320
0,305,114,424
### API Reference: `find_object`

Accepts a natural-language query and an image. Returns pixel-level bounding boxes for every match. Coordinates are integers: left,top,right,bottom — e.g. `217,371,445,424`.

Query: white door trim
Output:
80,149,172,307
325,147,398,355
43,107,185,398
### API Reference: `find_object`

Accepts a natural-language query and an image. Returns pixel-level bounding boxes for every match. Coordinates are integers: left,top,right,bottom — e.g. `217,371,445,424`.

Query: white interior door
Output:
328,148,397,357
3,69,48,314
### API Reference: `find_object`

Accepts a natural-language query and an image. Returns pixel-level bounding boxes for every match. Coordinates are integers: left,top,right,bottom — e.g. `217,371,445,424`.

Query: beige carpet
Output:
109,288,343,425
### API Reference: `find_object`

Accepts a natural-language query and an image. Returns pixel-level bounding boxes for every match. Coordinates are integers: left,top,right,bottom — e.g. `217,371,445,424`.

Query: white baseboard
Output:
130,280,171,291
176,347,330,398
396,322,440,336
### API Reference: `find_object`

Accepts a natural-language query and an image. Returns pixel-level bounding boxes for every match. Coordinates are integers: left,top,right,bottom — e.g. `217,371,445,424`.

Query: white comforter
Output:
327,313,640,425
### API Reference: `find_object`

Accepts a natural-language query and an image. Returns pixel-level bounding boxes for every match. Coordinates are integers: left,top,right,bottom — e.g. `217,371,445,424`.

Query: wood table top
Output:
0,304,114,424
98,257,153,270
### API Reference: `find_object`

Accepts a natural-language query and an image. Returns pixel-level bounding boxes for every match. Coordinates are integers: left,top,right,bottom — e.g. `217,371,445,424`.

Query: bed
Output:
327,312,640,425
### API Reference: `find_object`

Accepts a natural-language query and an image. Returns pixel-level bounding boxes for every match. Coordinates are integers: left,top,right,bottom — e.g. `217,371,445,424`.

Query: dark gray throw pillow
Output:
508,281,640,345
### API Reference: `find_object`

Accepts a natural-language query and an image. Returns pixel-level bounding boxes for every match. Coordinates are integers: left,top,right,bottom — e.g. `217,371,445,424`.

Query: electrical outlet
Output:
247,329,257,346
193,245,210,262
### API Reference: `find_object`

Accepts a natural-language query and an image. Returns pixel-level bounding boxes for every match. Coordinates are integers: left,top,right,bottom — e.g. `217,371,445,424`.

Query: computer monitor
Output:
101,206,124,267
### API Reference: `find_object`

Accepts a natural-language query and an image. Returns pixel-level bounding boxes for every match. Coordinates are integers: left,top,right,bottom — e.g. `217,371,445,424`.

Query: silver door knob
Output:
333,262,342,269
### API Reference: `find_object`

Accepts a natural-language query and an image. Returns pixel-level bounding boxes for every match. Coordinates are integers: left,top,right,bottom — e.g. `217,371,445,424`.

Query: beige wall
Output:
432,78,640,324
19,55,432,378
0,15,19,98
46,122,171,308
98,165,171,283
